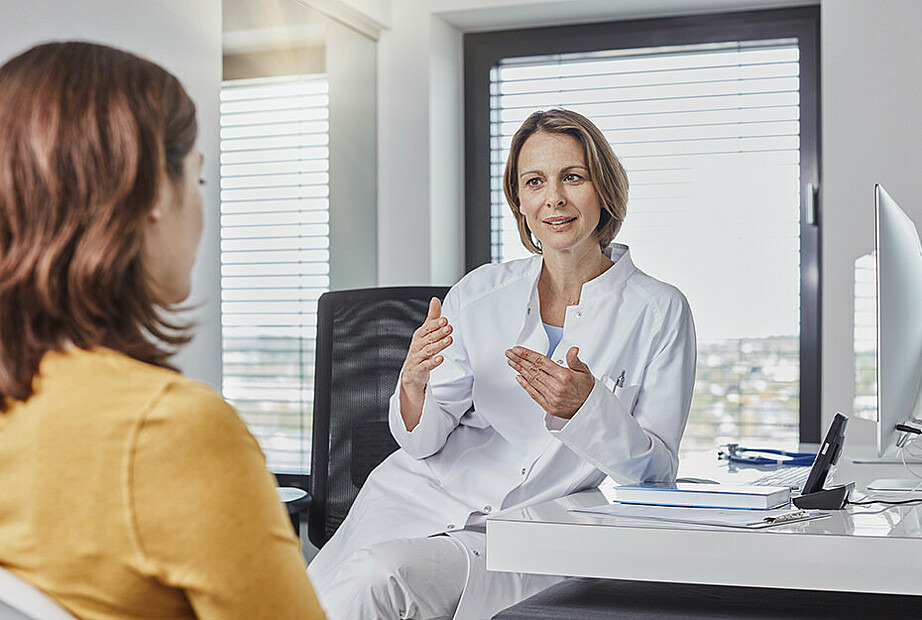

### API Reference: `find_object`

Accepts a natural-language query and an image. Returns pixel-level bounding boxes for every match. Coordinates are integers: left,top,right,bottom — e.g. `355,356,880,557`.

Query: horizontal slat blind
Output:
490,40,802,452
853,253,877,420
220,74,330,474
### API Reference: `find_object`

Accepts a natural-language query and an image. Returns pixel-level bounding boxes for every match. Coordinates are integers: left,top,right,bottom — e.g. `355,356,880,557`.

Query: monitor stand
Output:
865,478,922,491
849,446,922,491
848,445,922,464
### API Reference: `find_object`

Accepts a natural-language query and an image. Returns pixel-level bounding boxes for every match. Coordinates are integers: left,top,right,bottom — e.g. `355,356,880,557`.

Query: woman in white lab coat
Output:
308,109,697,620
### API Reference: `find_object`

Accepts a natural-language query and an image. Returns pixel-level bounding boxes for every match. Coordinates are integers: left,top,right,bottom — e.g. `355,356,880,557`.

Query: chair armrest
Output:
277,486,312,508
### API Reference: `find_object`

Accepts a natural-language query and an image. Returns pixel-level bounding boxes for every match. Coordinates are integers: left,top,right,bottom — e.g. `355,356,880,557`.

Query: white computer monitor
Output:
852,185,922,483
875,184,922,454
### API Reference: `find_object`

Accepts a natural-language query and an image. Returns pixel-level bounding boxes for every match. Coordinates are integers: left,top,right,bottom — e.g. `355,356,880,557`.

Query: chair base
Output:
492,577,921,619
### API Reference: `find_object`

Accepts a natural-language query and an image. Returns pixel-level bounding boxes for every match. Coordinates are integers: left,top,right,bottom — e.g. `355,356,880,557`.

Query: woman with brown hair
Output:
0,41,325,619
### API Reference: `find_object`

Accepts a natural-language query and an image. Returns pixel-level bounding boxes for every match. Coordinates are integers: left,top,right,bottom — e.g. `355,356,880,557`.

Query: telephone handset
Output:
793,412,854,509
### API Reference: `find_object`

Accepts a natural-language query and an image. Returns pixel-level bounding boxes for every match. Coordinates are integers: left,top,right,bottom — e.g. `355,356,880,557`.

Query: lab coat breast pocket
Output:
613,383,640,413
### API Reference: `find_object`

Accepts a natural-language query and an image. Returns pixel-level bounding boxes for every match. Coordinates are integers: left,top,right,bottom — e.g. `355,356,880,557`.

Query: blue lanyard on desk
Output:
717,443,817,467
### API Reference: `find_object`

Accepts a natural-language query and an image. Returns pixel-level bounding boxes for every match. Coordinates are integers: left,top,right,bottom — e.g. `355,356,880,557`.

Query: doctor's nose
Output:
545,183,567,208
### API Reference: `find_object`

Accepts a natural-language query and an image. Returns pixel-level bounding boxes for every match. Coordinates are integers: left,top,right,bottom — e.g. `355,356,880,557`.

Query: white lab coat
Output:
308,244,696,619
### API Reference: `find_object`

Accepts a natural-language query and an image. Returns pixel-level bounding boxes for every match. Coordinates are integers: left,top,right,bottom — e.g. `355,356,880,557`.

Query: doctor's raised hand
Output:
399,296,453,430
506,345,595,419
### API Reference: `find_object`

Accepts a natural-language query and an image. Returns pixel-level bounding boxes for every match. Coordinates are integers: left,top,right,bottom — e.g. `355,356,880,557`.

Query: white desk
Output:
486,449,922,596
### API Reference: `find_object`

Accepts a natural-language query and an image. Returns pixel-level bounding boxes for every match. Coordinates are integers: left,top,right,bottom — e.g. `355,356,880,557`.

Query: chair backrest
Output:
308,286,450,549
0,567,76,620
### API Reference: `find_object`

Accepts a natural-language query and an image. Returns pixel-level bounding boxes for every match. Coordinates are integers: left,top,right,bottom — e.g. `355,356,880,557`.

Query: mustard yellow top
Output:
0,347,326,620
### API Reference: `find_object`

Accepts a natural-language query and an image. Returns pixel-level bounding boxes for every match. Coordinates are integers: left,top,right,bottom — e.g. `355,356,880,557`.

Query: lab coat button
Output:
447,523,456,530
555,359,564,365
484,505,492,513
575,310,582,318
521,468,526,475
527,307,531,315
472,550,480,557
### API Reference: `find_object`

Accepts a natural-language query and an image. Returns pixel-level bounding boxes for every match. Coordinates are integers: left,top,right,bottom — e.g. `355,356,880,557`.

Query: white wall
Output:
0,0,222,389
821,0,922,443
327,18,378,290
376,0,437,285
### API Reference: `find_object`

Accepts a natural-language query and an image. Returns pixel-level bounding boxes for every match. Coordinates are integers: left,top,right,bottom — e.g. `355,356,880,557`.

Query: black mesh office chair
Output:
306,286,449,549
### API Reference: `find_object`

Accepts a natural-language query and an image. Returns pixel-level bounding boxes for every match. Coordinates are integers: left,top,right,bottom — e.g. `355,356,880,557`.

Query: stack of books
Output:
611,482,791,510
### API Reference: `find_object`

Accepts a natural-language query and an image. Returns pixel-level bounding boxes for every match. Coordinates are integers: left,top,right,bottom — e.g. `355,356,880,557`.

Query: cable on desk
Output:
846,497,922,507
846,500,922,515
898,435,922,487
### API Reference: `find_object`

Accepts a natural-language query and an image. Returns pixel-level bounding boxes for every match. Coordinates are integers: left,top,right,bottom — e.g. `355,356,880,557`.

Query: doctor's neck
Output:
540,247,613,304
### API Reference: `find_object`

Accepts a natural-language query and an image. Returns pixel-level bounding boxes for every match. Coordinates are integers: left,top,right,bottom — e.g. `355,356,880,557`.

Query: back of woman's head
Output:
0,41,198,409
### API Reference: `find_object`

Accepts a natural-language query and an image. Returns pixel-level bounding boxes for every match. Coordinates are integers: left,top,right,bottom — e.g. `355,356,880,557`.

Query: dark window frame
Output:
463,6,822,442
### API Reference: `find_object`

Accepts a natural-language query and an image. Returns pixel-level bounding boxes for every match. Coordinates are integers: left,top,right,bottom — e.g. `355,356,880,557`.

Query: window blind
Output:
489,40,802,451
220,74,330,474
853,253,877,420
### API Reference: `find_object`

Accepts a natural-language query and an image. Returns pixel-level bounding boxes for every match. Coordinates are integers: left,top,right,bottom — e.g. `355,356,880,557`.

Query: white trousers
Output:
311,535,468,620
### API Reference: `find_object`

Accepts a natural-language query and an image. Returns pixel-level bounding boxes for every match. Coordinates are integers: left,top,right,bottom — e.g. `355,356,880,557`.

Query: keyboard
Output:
747,466,812,491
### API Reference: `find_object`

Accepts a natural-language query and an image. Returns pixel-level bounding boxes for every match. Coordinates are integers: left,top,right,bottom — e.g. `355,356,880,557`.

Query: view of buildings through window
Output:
489,41,803,454
219,74,330,474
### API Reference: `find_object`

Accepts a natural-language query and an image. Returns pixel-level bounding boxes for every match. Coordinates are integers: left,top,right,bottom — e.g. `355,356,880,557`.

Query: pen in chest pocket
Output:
615,370,626,388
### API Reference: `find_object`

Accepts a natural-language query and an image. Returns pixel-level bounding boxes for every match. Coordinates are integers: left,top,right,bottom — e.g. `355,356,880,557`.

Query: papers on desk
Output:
572,503,830,529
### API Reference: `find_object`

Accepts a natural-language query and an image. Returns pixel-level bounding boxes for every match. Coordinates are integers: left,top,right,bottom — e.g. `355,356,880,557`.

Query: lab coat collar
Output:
516,243,636,355
530,242,636,308
583,243,636,298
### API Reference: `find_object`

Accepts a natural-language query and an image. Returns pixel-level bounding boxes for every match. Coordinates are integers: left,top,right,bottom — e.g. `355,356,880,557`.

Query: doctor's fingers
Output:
510,361,563,394
411,319,452,351
520,365,578,402
422,334,453,360
426,296,442,320
506,349,569,383
518,370,591,418
514,374,552,411
407,335,453,370
402,341,449,388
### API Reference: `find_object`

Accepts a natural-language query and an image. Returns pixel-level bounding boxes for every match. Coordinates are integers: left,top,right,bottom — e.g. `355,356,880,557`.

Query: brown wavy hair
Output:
503,108,629,254
0,41,198,410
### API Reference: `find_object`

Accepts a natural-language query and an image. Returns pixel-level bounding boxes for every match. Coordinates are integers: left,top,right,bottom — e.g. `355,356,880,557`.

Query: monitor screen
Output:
857,185,922,458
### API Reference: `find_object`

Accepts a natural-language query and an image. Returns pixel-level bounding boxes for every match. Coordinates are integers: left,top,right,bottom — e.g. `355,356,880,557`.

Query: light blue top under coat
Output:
543,322,564,357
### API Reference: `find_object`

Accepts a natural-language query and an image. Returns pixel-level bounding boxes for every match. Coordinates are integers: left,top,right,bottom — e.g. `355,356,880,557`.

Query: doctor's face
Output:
516,132,602,258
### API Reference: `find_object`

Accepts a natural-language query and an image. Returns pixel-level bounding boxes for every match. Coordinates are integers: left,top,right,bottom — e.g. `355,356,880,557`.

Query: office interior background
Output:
2,0,920,512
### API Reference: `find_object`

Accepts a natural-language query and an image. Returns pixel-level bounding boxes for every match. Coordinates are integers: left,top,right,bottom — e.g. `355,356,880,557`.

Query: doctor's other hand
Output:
505,346,594,419
401,297,453,394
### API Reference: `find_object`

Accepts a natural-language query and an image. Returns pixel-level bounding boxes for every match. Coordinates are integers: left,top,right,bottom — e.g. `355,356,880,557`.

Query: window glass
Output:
220,74,330,473
488,41,802,453
854,254,877,420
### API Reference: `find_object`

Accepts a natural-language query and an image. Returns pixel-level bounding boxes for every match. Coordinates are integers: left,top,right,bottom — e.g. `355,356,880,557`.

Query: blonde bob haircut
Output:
503,109,629,254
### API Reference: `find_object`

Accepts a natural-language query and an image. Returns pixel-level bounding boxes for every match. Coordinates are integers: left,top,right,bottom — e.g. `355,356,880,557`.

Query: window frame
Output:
462,6,822,442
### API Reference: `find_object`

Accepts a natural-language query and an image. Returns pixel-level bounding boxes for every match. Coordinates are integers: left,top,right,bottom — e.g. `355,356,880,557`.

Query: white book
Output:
611,482,791,510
